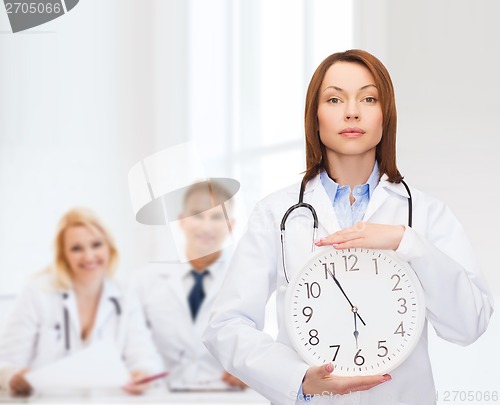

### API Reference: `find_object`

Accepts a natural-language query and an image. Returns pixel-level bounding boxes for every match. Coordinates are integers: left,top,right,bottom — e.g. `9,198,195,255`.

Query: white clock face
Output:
285,248,425,376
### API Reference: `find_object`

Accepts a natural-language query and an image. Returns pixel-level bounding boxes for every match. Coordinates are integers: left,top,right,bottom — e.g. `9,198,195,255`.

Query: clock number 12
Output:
343,254,359,272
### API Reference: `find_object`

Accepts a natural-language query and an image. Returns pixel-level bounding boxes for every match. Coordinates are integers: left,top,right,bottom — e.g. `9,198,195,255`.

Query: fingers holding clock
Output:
302,363,391,396
314,222,405,251
337,373,392,394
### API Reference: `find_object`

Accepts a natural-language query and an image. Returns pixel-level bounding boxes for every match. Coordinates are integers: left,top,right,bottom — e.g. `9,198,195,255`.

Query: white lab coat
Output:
203,174,494,405
0,271,163,392
134,259,228,387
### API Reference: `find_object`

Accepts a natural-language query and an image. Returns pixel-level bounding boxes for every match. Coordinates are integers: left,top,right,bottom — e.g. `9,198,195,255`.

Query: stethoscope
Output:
280,177,413,284
56,293,122,351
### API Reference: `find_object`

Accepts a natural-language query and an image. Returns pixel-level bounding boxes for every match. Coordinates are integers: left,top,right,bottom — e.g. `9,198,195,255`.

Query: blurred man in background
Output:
134,180,245,390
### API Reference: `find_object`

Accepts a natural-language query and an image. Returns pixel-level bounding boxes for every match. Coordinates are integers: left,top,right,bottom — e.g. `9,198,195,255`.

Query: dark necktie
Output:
188,270,209,320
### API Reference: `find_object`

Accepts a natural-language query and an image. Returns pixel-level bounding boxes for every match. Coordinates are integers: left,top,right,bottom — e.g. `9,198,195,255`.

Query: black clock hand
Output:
332,275,366,326
353,307,359,349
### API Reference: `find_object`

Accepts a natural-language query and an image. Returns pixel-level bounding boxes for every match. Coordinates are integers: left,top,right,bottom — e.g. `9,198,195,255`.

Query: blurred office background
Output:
0,0,499,400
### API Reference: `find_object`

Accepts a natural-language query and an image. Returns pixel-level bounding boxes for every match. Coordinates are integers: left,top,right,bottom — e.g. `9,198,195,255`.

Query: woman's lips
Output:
339,127,365,138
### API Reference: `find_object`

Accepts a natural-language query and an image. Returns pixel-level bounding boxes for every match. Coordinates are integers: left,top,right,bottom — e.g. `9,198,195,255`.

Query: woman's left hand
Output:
315,222,405,251
122,371,150,395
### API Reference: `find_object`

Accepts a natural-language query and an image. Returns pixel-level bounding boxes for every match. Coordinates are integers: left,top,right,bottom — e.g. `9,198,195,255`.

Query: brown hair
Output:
182,180,234,212
303,49,402,186
52,208,118,289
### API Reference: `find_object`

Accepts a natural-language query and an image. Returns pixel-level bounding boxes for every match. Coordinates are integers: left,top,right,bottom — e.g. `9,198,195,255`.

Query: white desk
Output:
0,388,269,404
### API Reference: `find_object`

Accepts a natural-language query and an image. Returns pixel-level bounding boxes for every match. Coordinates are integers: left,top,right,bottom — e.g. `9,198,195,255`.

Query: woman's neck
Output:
188,250,222,271
326,152,376,190
72,277,104,301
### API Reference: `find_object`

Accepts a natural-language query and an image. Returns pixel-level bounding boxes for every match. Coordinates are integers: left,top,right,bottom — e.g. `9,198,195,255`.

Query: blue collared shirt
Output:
320,162,380,229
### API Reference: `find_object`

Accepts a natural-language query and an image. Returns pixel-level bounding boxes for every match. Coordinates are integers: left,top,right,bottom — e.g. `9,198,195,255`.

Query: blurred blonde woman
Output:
0,208,163,396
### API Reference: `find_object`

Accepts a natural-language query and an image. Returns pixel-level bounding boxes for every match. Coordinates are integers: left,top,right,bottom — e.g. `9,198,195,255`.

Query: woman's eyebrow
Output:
322,84,377,93
322,85,344,93
359,84,378,91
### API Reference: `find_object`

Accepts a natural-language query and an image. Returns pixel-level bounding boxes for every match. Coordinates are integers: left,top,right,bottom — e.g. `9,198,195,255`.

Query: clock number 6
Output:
354,349,365,366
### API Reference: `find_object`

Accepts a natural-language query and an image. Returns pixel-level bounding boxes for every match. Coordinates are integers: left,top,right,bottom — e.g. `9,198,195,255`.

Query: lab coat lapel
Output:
61,290,81,345
363,177,408,223
164,265,198,351
162,265,192,319
305,175,341,235
363,180,390,223
200,261,225,309
92,280,121,337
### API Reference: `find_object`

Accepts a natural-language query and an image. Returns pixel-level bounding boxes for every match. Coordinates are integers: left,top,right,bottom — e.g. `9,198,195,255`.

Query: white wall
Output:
0,0,191,294
354,1,500,401
354,0,500,293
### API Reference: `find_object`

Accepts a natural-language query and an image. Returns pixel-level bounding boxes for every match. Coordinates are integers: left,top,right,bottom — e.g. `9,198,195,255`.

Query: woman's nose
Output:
83,248,94,261
345,101,360,120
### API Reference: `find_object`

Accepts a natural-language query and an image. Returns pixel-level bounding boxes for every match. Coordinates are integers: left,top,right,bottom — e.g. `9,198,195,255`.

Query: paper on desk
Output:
169,378,242,392
25,339,130,390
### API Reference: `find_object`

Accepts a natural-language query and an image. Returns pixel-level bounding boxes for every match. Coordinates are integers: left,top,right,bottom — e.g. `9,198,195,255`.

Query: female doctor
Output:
0,208,163,396
203,49,494,405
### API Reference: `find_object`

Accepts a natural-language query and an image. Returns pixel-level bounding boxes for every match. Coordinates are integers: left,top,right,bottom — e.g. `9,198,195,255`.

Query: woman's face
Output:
63,225,110,284
317,61,383,162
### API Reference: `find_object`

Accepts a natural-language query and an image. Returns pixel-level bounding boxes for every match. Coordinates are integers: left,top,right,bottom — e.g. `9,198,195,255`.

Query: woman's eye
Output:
92,241,103,249
328,97,341,104
70,246,82,252
364,97,377,103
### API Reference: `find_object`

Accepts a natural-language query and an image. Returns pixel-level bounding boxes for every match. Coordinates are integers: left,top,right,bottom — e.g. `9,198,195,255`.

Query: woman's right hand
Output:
302,363,391,396
122,370,150,395
221,370,247,389
9,368,32,396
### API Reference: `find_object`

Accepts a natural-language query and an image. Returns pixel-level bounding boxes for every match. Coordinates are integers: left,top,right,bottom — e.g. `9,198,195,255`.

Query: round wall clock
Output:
285,248,425,376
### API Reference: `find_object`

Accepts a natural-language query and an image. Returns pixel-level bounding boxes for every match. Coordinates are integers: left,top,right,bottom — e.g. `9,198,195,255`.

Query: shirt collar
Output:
180,254,226,280
320,160,380,201
365,160,380,198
